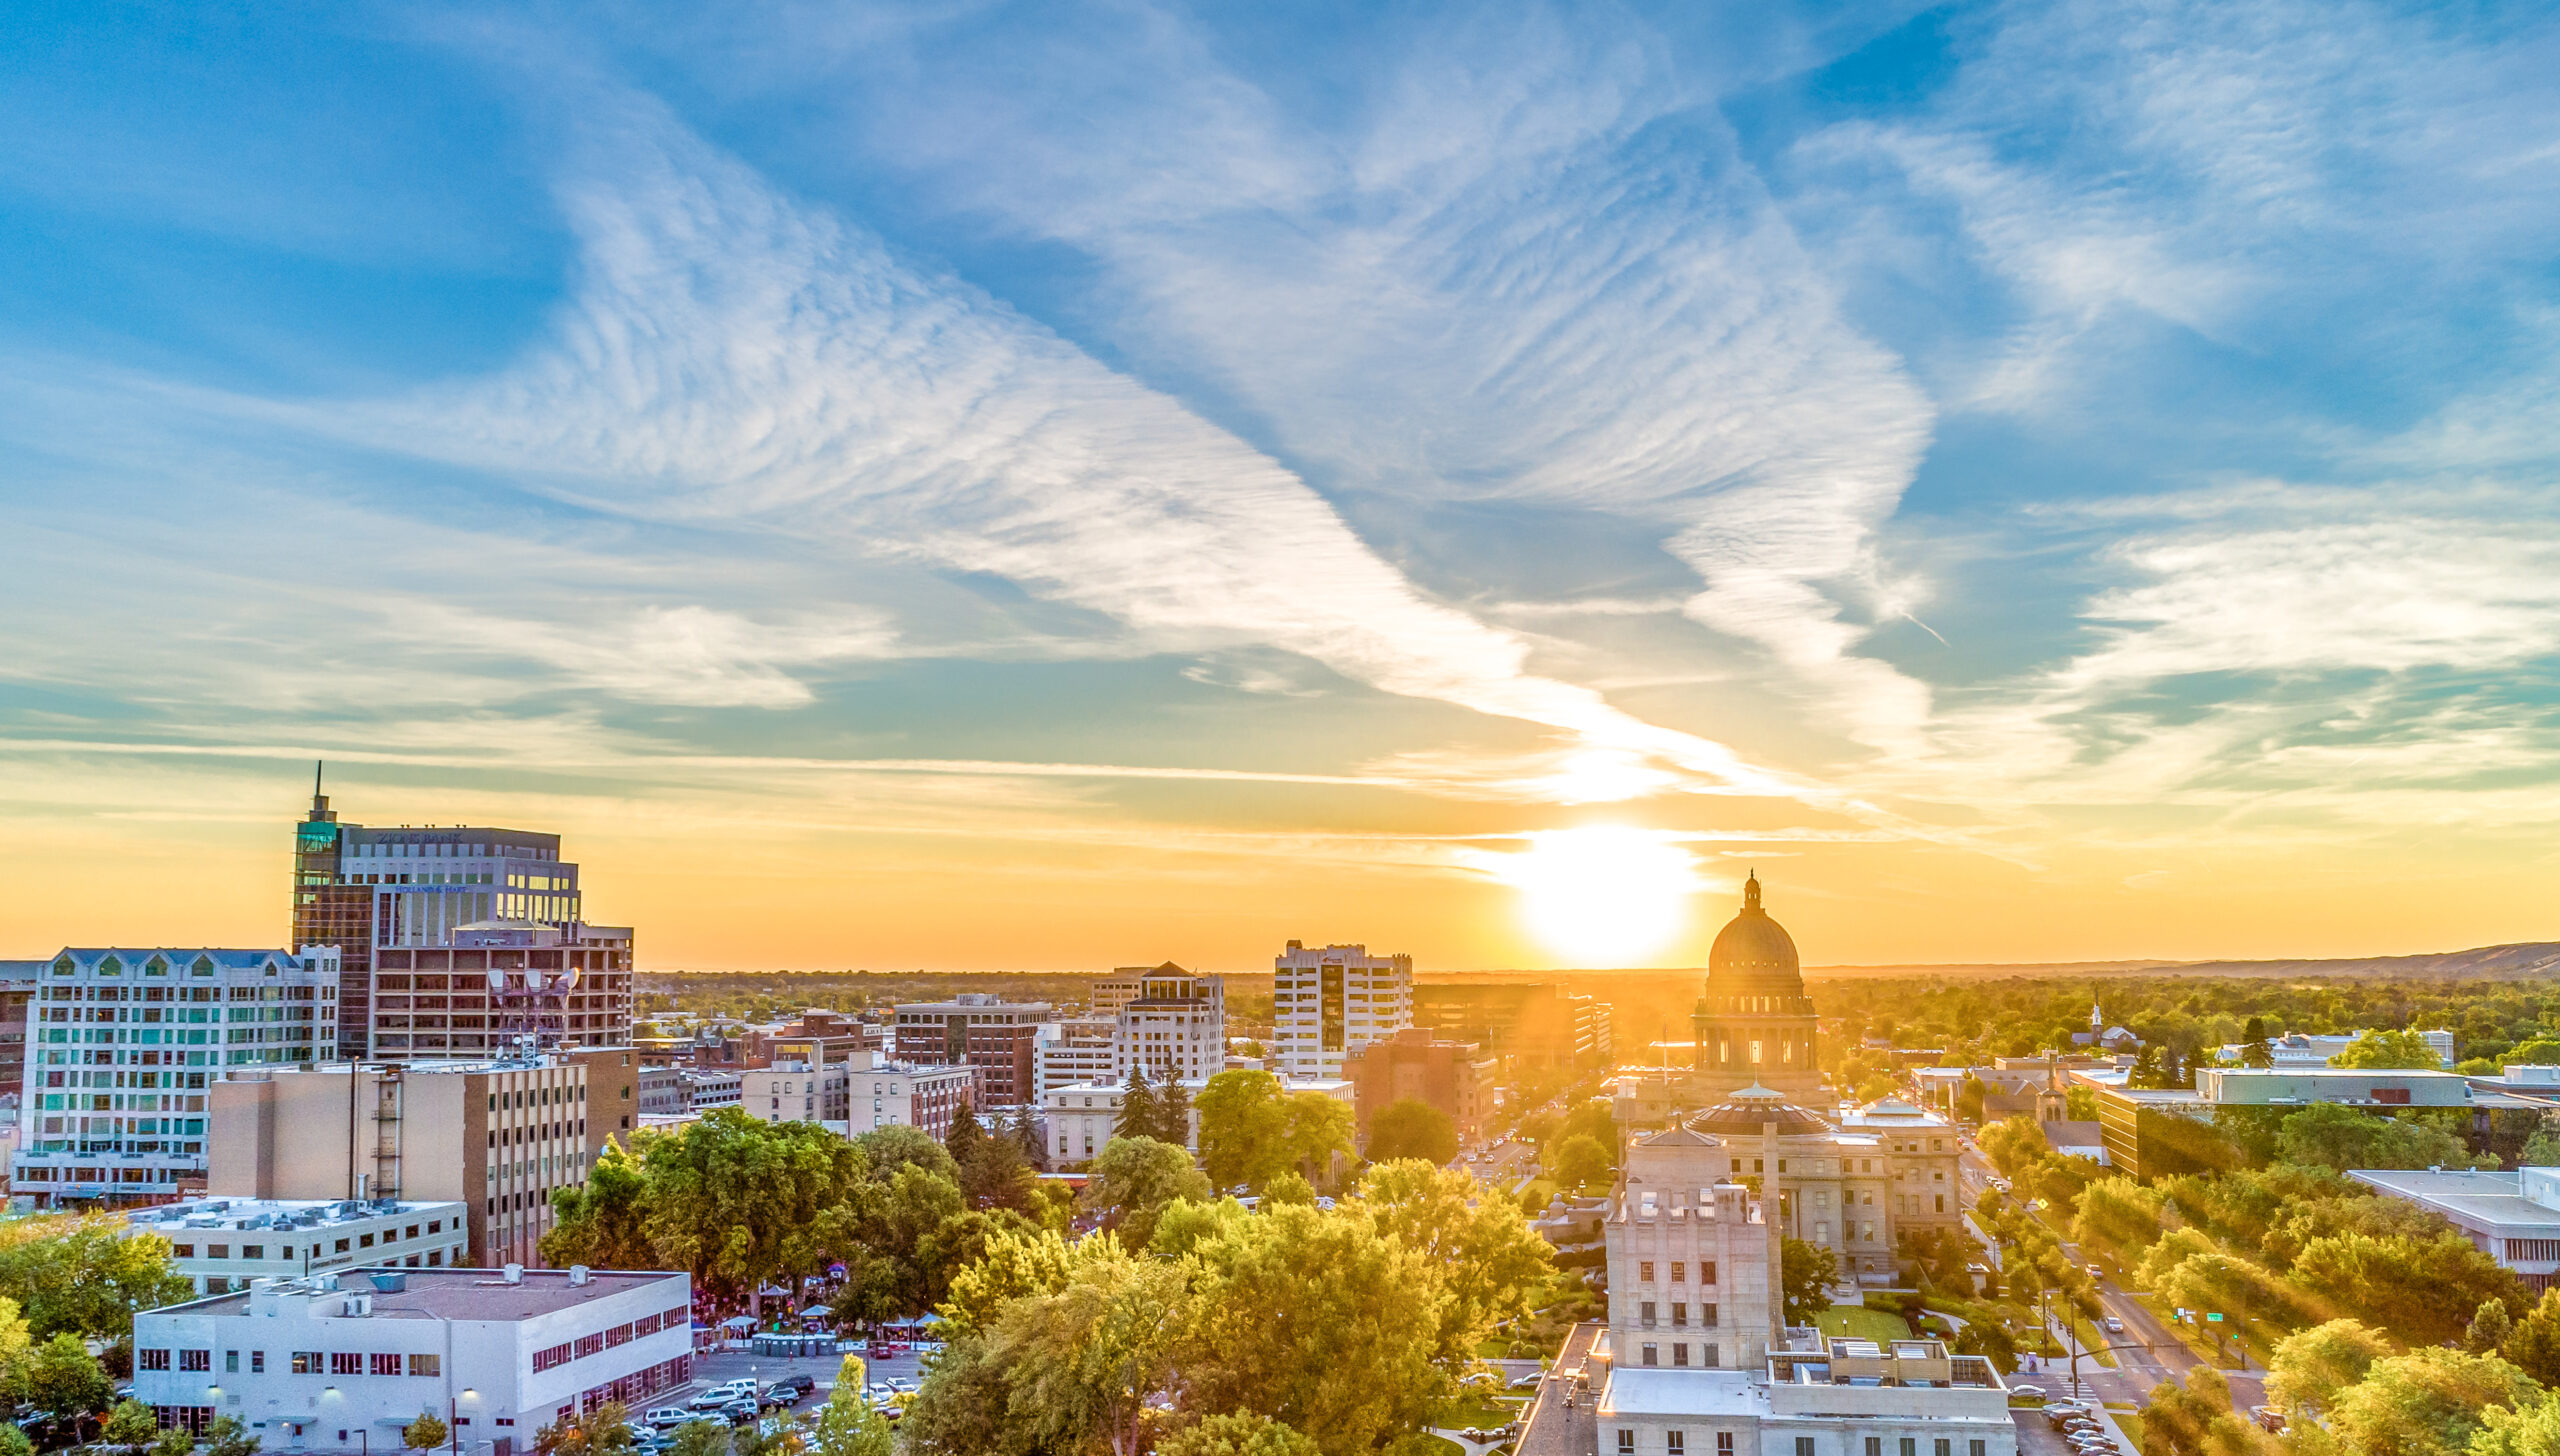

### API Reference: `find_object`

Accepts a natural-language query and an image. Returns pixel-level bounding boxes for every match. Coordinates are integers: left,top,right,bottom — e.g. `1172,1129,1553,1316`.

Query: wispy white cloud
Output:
337,84,1824,803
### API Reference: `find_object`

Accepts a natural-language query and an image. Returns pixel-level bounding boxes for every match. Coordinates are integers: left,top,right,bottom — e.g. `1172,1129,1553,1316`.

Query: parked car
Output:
643,1408,694,1429
720,1401,762,1428
1509,1371,1544,1390
767,1374,817,1403
2009,1384,2046,1400
688,1389,739,1412
885,1377,919,1394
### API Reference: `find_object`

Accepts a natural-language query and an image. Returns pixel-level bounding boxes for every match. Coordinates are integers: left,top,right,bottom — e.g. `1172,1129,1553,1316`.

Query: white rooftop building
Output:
1112,966,1226,1084
121,1198,471,1295
2348,1167,2560,1293
134,1264,694,1454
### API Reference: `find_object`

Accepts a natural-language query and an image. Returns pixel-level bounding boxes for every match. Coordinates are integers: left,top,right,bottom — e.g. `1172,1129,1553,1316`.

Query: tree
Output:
2473,1394,2560,1456
2332,1029,2445,1070
0,1218,196,1341
2504,1287,2560,1386
204,1414,261,1456
664,1422,733,1456
2470,1298,2517,1356
959,1129,1036,1214
853,1124,961,1182
20,1332,111,1425
98,1400,188,1456
1549,1133,1610,1190
1354,1161,1554,1367
1180,1204,1452,1454
2073,1179,2168,1257
1780,1239,1840,1327
403,1411,451,1453
2241,1017,2275,1068
2276,1103,2476,1174
1114,1065,1162,1143
1157,1079,1194,1148
2066,1085,2102,1120
1194,1070,1292,1190
543,1138,657,1270
945,1104,987,1169
983,1256,1188,1456
533,1402,639,1456
2326,1348,2533,1456
2289,1231,2526,1348
804,1356,892,1456
1366,1100,1458,1167
1080,1137,1211,1249
1282,1092,1357,1190
2521,1127,2560,1168
1156,1414,1321,1456
2266,1319,2394,1419
1955,1074,1987,1126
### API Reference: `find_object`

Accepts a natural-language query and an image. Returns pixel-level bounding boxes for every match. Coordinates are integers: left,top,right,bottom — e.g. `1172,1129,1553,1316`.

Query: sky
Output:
4,1,2559,973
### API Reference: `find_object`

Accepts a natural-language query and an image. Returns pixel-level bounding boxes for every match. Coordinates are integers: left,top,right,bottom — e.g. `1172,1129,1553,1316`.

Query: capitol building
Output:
1611,875,1965,1282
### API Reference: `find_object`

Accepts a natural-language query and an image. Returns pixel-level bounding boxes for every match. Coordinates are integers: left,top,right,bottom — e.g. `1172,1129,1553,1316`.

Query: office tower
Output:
1035,1019,1118,1096
891,994,1051,1064
1410,980,1614,1072
207,1047,639,1269
1271,941,1412,1080
1111,964,1226,1083
1089,970,1147,1015
290,769,633,1059
13,947,340,1207
0,960,39,1106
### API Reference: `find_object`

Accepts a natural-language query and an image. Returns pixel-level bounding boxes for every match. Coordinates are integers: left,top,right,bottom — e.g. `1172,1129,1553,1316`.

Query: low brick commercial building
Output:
1344,1027,1495,1144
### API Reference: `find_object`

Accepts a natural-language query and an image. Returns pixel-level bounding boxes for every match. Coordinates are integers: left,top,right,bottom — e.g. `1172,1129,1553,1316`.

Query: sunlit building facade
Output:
1272,942,1413,1080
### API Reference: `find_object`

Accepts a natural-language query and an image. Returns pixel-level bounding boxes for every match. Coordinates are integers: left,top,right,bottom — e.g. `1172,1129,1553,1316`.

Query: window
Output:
1641,1301,1657,1327
138,1350,171,1372
1671,1261,1685,1282
1668,1435,1685,1455
1672,1342,1689,1367
225,1352,239,1374
332,1353,363,1375
251,1352,265,1374
181,1350,212,1373
242,1245,264,1260
1704,1303,1718,1328
1901,1440,1917,1456
1718,1436,1734,1455
1641,1343,1658,1367
1797,1442,1817,1456
1618,1434,1635,1455
1969,1444,1986,1456
1672,1300,1689,1328
208,1244,229,1259
1934,1443,1950,1456
1702,1261,1716,1284
1864,1441,1881,1456
1640,1261,1655,1282
533,1343,573,1373
291,1352,321,1375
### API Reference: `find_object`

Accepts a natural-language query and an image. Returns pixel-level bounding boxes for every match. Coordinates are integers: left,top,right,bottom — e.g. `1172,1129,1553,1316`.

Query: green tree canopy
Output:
804,1355,893,1456
20,1332,112,1421
1548,1133,1610,1190
2276,1103,2477,1174
1081,1136,1212,1249
2331,1029,2446,1070
1155,1414,1322,1456
2266,1318,2395,1418
2326,1347,2533,1456
403,1411,450,1453
1365,1100,1458,1167
1194,1070,1292,1191
1353,1161,1553,1366
1114,1065,1162,1144
0,1218,195,1341
1780,1239,1839,1327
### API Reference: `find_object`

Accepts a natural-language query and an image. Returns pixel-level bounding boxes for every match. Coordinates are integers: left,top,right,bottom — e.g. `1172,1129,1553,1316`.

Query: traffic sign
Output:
2206,1312,2224,1323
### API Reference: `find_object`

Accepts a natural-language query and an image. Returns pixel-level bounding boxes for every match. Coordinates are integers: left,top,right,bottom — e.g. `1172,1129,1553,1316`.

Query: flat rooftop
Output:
2349,1169,2560,1234
1599,1367,1772,1418
171,1267,683,1322
126,1198,465,1233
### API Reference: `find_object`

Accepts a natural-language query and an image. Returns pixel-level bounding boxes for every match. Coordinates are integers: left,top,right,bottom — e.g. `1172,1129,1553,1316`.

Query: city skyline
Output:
6,4,2559,971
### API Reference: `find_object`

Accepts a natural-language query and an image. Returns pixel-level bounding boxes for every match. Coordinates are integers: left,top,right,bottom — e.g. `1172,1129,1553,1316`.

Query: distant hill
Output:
1800,942,2560,982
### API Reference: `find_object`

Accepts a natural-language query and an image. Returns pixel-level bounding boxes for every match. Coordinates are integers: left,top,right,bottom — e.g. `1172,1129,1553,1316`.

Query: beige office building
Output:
206,1048,639,1269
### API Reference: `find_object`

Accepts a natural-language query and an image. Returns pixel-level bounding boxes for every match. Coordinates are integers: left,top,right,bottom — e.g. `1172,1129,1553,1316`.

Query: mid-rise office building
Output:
207,1049,639,1269
1035,1020,1118,1096
740,1058,849,1132
290,774,633,1058
965,1023,1040,1109
1043,1076,1355,1167
1344,1028,1495,1143
1113,965,1226,1084
135,1265,694,1454
13,947,340,1208
1089,972,1147,1016
1593,1118,2013,1456
120,1197,470,1294
1272,942,1413,1080
891,995,1052,1065
1412,980,1613,1072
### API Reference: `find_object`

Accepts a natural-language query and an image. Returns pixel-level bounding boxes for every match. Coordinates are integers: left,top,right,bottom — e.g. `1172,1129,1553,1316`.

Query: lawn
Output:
1815,1306,1913,1342
1430,1395,1528,1432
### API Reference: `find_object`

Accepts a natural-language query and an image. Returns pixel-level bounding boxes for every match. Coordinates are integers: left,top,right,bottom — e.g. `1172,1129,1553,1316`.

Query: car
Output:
2083,1263,2104,1279
688,1389,738,1412
766,1374,817,1404
1510,1371,1544,1390
885,1377,919,1394
2102,1317,2126,1335
720,1401,762,1427
2009,1384,2047,1400
643,1408,694,1429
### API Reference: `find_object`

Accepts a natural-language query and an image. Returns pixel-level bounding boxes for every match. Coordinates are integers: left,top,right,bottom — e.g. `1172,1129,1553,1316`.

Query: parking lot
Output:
629,1344,936,1434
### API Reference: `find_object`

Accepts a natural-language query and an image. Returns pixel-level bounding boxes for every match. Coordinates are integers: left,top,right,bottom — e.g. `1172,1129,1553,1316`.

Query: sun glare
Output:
1496,825,1700,966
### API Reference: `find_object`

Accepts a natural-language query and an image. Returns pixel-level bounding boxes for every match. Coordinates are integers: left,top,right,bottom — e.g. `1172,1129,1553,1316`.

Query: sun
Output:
1494,825,1701,966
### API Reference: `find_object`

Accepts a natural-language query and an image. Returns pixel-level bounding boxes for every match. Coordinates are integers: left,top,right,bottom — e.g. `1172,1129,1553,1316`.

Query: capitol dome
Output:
1706,873,1805,992
1688,1083,1834,1138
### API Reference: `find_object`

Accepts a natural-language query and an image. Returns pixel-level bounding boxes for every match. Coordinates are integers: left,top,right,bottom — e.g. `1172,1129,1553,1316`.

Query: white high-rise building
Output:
13,947,340,1208
1271,942,1412,1080
1112,964,1227,1083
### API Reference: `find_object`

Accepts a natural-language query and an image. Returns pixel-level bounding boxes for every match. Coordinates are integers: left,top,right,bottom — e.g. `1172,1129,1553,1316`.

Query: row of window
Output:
1615,1434,1987,1456
1635,1301,1719,1328
532,1308,692,1372
140,1349,441,1377
170,1220,445,1260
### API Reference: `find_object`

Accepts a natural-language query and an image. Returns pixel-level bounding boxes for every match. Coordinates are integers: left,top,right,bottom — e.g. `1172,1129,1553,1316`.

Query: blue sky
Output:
4,0,2558,969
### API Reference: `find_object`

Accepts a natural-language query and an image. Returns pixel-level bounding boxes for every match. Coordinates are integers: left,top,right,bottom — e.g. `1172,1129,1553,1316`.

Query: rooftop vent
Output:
369,1272,407,1293
568,1265,591,1286
503,1263,524,1285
